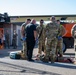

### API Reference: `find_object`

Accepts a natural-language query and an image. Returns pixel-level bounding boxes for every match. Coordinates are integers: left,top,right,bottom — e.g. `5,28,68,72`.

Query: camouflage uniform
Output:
13,32,17,49
45,21,59,63
56,25,64,57
21,40,27,59
21,23,27,59
71,25,76,52
36,24,46,57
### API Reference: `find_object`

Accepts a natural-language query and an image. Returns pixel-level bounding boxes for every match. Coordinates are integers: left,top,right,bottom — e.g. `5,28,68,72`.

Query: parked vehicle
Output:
62,23,75,52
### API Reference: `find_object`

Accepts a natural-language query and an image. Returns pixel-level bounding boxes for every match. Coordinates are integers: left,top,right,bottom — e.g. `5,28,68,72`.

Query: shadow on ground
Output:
0,61,61,75
34,60,76,70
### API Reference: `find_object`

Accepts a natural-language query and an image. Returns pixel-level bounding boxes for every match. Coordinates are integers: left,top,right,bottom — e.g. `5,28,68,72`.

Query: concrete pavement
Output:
0,47,76,75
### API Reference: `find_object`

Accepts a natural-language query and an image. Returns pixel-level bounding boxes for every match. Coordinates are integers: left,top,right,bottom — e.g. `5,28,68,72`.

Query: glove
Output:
58,36,62,40
22,37,26,41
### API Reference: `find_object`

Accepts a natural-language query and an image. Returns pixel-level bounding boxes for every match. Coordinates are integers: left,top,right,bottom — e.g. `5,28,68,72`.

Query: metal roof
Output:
11,22,23,25
10,14,76,18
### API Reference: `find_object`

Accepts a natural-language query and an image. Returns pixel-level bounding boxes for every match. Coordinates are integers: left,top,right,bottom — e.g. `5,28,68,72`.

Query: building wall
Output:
10,16,76,23
10,24,13,45
4,23,11,45
16,25,22,47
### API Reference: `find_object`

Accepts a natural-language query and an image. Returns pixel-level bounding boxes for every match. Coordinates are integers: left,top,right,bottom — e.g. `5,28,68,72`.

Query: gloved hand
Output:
22,37,26,41
58,36,62,40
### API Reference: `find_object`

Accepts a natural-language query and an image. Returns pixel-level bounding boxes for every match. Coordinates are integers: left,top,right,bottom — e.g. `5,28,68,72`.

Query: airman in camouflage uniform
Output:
12,30,18,49
21,19,31,59
36,19,46,58
44,16,60,63
71,24,76,51
56,20,66,57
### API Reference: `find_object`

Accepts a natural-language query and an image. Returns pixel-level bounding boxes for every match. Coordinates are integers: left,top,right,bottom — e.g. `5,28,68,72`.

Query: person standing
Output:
5,30,10,48
71,24,76,37
56,20,66,57
44,16,60,63
25,20,37,61
71,24,76,53
12,30,18,49
36,19,46,58
21,19,31,59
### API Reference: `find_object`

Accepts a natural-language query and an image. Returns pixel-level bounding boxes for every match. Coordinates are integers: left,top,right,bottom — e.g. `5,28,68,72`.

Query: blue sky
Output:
0,0,76,16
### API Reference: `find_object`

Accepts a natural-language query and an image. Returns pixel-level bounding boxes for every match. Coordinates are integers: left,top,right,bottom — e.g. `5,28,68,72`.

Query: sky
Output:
0,0,76,16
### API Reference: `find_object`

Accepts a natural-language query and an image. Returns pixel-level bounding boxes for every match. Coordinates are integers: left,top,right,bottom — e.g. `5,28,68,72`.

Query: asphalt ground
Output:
0,47,76,75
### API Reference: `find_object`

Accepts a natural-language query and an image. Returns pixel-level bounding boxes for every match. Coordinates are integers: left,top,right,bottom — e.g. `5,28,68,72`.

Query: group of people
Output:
21,16,66,63
0,30,18,49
